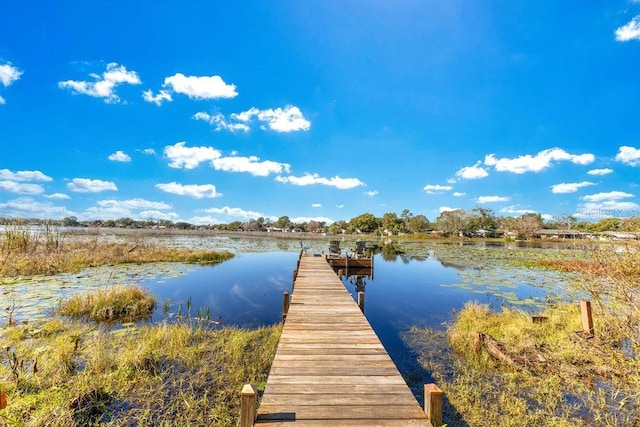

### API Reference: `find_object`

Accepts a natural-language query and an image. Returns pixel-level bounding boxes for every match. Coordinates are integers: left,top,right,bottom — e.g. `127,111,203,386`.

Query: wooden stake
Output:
357,291,364,313
424,383,443,427
283,291,290,322
337,269,343,278
240,384,257,427
581,300,594,337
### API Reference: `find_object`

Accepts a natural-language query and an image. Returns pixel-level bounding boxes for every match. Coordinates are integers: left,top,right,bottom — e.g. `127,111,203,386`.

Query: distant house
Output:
534,229,588,239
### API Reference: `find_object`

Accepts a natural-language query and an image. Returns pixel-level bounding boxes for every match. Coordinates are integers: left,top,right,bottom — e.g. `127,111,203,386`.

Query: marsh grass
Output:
0,223,234,276
0,318,281,426
408,241,640,426
58,286,156,322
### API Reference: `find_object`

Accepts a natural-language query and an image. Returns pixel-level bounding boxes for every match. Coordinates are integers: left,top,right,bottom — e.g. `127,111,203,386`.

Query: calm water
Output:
135,241,575,399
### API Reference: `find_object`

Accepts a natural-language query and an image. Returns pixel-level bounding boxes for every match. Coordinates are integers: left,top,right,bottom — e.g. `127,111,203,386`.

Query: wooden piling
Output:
283,291,290,322
424,383,443,427
358,291,365,313
337,269,343,278
240,384,257,427
581,300,594,337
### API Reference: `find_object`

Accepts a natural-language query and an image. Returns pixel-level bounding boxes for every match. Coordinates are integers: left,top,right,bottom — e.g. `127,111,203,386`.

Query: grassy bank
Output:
0,224,234,276
408,242,640,426
0,316,281,426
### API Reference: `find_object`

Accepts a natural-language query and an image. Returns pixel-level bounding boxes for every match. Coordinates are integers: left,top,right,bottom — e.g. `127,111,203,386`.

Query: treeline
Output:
3,207,639,238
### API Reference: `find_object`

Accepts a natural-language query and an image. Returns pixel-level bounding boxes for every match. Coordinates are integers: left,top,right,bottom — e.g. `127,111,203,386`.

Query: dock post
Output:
357,291,364,313
580,301,594,337
424,383,443,427
283,291,290,322
240,384,257,427
337,269,343,278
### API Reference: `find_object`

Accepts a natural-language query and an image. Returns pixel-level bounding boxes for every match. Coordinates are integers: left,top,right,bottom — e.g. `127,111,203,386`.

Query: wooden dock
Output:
252,254,435,426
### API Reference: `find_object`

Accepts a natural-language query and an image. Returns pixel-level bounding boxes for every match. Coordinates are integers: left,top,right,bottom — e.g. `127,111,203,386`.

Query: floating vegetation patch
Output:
58,286,156,323
0,263,191,324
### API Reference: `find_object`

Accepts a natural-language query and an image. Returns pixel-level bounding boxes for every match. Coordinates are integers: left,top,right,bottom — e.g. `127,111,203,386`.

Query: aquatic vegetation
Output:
0,224,234,277
58,286,156,322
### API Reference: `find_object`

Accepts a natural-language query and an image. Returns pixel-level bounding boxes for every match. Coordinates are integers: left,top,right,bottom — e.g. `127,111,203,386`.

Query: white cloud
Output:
312,203,322,208
140,148,156,155
0,62,22,104
96,198,171,210
615,15,640,42
423,184,452,194
203,206,266,220
275,173,365,189
108,150,132,162
439,206,459,213
164,142,222,169
577,191,639,218
45,193,71,200
193,112,250,133
290,216,334,224
0,169,52,182
452,192,466,197
212,155,290,177
196,106,311,133
455,162,489,180
162,73,237,99
582,191,634,202
164,142,289,176
364,190,378,197
155,182,222,199
615,146,640,166
0,197,74,219
484,148,594,174
83,198,174,221
0,180,45,195
587,168,613,176
500,205,537,216
58,62,141,104
142,89,173,105
550,181,595,194
67,178,117,193
336,204,344,209
138,210,179,221
477,195,510,203
189,216,224,225
234,106,311,132
0,63,23,87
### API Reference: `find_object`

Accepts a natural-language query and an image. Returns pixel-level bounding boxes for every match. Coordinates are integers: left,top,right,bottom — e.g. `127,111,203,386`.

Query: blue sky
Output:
1,1,640,225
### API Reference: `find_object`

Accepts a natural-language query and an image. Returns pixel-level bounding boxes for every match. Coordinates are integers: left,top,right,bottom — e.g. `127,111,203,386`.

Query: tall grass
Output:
0,318,281,426
407,242,640,426
58,286,156,322
0,222,234,276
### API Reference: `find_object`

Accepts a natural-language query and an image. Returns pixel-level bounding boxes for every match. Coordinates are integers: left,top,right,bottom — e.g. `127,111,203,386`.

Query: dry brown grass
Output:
0,225,234,276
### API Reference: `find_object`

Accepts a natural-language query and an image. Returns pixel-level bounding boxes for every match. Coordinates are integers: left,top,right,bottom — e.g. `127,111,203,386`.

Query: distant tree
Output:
435,209,473,237
469,207,497,232
275,216,291,230
328,220,347,234
348,213,380,234
381,212,402,235
593,217,622,232
306,220,325,233
175,221,192,230
61,216,79,227
515,213,544,238
621,216,640,232
406,214,430,233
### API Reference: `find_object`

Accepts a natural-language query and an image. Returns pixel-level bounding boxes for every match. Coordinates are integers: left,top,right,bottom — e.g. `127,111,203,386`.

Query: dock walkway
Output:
255,254,432,426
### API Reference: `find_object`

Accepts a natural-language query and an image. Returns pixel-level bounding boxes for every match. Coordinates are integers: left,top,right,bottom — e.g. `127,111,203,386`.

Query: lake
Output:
1,236,582,399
